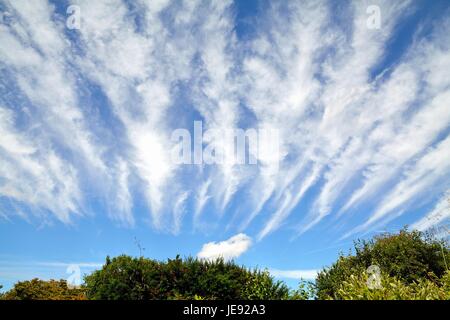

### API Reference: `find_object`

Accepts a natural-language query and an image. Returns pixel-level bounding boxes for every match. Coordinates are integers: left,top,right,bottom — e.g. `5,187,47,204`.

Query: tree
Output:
315,229,450,299
2,279,86,300
84,255,290,300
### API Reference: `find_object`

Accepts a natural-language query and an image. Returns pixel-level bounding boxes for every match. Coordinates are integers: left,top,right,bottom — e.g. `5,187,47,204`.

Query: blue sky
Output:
1,0,450,291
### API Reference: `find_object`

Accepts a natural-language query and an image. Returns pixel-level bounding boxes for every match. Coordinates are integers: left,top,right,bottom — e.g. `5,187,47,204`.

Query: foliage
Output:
315,229,450,299
83,255,161,300
84,255,289,300
2,279,86,300
241,269,290,300
334,270,450,300
289,280,316,300
3,229,449,300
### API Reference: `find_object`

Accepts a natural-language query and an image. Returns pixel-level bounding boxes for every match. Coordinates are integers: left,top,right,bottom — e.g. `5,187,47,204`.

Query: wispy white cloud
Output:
110,159,133,226
194,179,211,224
241,0,421,238
0,0,108,223
0,106,82,223
269,269,318,280
1,0,449,242
344,135,450,238
33,261,103,268
172,191,189,235
411,191,450,232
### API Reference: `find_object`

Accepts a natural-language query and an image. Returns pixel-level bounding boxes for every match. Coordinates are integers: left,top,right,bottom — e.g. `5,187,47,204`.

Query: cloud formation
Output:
197,233,252,261
0,0,449,242
411,191,450,232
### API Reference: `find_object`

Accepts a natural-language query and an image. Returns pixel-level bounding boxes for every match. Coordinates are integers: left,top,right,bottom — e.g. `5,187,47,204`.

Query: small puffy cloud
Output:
197,233,252,261
269,269,318,280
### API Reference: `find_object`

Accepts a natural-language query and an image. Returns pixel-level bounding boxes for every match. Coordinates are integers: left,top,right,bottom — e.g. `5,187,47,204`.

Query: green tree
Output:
315,229,450,299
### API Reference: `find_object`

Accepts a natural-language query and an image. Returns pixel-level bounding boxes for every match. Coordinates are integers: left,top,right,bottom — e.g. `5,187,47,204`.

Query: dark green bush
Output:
84,255,289,300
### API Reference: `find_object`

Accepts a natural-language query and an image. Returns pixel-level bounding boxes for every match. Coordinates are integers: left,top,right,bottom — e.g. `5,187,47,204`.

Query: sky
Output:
0,0,450,291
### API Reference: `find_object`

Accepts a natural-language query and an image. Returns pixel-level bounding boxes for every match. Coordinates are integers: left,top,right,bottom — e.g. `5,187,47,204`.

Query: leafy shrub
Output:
241,269,290,300
2,279,86,300
315,229,450,299
334,270,450,300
